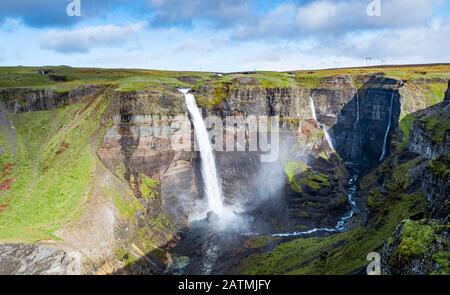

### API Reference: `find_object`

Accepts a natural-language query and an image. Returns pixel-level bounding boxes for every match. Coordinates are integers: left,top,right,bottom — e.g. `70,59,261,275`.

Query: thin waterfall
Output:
309,96,318,122
379,90,395,162
309,96,335,151
179,89,224,217
354,92,360,131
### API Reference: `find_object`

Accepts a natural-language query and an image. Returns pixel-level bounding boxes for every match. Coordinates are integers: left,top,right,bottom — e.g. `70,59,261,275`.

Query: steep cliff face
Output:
445,81,450,102
373,94,450,275
333,77,402,170
232,79,449,276
408,105,450,159
381,219,449,275
0,85,105,113
195,76,356,228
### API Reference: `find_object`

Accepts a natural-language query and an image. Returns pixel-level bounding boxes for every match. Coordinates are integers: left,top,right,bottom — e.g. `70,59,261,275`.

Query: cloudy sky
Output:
1,0,449,72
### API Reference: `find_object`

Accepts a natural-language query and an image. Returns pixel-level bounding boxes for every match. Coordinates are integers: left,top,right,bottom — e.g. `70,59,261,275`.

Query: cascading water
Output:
379,90,395,162
354,92,360,131
179,89,224,217
309,96,318,122
309,96,335,151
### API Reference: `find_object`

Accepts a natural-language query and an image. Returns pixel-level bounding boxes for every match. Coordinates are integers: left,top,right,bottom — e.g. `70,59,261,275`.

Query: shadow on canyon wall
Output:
333,76,402,171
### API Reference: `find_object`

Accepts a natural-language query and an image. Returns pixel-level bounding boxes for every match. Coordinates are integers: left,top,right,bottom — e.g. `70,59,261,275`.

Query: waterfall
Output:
379,90,395,162
179,89,224,217
309,96,318,122
354,92,360,131
309,96,335,151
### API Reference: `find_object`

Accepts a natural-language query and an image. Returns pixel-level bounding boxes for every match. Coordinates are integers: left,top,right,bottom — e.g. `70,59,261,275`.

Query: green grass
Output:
295,75,324,89
284,160,307,183
432,251,450,274
0,66,215,94
106,187,142,220
428,156,450,179
0,93,109,242
420,112,450,143
287,168,330,193
397,114,415,151
394,220,435,260
140,176,159,201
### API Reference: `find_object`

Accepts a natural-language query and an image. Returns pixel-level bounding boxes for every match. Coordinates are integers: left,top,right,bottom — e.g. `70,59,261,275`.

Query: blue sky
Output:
1,0,449,71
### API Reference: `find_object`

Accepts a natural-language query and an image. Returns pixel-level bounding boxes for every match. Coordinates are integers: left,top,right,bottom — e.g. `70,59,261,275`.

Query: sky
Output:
0,0,450,72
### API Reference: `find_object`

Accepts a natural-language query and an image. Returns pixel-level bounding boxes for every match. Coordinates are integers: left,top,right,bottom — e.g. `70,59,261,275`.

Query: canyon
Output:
0,65,448,275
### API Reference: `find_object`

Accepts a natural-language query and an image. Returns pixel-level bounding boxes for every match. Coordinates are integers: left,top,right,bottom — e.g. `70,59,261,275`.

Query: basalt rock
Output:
381,220,449,275
0,85,105,113
333,77,402,171
444,81,450,102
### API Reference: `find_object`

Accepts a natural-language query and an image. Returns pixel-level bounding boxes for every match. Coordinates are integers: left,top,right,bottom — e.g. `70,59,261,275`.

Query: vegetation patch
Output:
285,162,330,193
420,112,450,143
243,236,275,249
396,114,415,151
284,160,307,183
432,251,450,275
0,93,110,242
141,176,159,201
394,220,435,260
106,187,142,220
295,75,323,89
428,156,450,179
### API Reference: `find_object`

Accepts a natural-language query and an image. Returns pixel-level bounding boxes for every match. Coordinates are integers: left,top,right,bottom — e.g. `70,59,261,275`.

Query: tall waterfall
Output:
354,92,360,131
379,91,395,161
309,96,335,151
179,89,224,217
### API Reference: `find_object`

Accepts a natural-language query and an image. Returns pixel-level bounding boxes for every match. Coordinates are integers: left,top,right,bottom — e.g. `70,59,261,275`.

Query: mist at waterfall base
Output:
179,89,290,235
180,89,249,232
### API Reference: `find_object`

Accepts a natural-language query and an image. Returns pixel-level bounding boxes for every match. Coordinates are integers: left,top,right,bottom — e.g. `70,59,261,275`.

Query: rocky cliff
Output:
0,66,449,274
374,94,449,275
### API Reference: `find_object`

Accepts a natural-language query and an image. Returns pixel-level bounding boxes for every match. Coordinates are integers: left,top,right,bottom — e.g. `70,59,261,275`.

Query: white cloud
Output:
337,19,450,60
173,38,211,54
39,22,145,53
234,0,440,40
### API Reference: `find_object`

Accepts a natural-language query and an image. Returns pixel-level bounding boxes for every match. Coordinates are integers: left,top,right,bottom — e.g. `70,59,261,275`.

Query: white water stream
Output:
379,90,395,162
179,89,225,217
309,96,335,151
354,92,360,131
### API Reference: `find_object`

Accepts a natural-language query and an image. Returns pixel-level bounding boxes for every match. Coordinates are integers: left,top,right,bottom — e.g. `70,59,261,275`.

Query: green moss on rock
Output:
394,220,436,260
421,112,450,143
397,113,415,151
141,176,159,201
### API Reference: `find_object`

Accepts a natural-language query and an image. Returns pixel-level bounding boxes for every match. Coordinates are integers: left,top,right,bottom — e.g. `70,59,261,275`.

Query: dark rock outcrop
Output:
381,220,449,275
445,81,450,102
0,85,105,113
379,81,450,275
333,77,402,170
408,102,450,159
